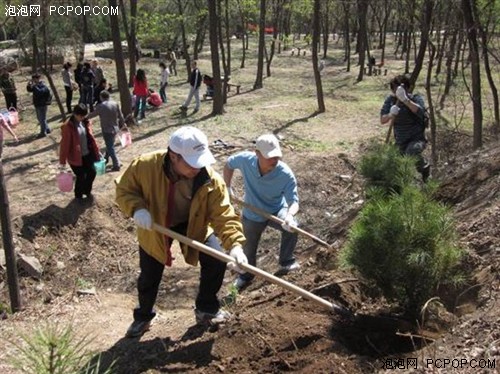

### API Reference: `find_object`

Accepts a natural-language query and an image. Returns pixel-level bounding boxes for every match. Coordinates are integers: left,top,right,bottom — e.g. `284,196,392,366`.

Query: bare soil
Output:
0,48,499,373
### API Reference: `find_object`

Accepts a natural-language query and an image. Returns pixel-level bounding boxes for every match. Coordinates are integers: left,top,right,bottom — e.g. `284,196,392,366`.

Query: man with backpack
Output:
27,73,52,138
380,74,430,182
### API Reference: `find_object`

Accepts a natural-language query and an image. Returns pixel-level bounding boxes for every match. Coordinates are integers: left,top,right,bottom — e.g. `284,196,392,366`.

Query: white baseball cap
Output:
256,134,282,159
169,126,216,168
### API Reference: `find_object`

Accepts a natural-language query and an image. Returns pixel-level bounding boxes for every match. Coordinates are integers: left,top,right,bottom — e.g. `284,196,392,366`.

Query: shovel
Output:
231,196,332,248
152,223,352,318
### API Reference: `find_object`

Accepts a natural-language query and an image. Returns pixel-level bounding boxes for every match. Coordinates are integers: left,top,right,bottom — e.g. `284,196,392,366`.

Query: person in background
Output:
74,62,83,97
59,103,101,201
87,90,126,172
26,73,52,138
0,111,19,159
93,78,108,106
224,134,300,291
159,62,169,104
61,62,74,114
147,89,162,108
380,74,430,182
80,62,95,112
133,69,148,121
167,48,177,76
115,126,248,338
0,69,18,110
91,59,104,88
180,60,202,113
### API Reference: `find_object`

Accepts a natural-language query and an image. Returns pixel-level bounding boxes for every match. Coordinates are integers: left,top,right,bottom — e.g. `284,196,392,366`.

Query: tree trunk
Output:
343,1,351,71
126,0,138,87
237,0,247,68
109,0,133,123
476,4,500,137
312,0,325,113
410,0,433,86
462,0,482,148
0,162,22,313
208,0,224,115
356,0,369,82
217,0,228,103
425,40,438,165
253,0,266,89
177,0,192,83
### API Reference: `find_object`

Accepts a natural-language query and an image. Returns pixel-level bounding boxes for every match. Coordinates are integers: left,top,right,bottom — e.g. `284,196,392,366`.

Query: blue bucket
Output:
94,159,106,176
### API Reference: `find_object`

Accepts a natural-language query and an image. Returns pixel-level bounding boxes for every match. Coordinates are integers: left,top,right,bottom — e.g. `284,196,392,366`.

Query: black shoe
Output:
126,320,151,338
36,133,46,139
111,166,121,172
45,128,51,134
179,106,187,111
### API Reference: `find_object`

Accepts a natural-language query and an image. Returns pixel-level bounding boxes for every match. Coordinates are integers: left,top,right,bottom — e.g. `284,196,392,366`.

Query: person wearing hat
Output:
115,126,248,338
27,73,52,138
223,134,300,291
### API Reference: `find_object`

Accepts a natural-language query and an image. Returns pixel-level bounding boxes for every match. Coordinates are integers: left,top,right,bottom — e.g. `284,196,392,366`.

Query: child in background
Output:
0,113,19,159
133,69,148,121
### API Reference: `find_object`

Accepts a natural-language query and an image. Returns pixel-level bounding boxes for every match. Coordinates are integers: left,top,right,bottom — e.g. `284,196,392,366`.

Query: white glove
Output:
281,214,296,233
389,105,400,117
229,245,248,273
396,85,409,102
133,209,152,230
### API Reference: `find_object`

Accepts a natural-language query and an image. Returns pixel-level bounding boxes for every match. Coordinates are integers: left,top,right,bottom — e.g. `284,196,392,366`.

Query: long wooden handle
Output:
152,223,350,316
231,196,332,248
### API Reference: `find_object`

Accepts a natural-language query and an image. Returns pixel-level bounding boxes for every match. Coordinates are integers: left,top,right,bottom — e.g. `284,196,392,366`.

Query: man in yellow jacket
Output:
116,126,248,338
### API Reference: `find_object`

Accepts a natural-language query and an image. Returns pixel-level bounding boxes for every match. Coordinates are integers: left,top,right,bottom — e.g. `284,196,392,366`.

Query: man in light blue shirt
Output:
224,134,300,290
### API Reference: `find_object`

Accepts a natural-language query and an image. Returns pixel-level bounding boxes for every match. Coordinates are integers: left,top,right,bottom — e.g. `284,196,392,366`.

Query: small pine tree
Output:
359,142,416,195
8,323,114,374
340,185,464,316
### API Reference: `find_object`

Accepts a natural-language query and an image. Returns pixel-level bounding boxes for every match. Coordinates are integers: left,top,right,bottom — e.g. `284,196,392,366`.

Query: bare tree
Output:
312,0,325,112
208,0,224,115
462,0,482,149
254,0,266,89
109,0,133,122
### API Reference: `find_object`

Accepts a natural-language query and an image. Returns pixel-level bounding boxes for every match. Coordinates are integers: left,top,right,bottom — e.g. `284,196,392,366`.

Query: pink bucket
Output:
56,172,74,192
8,108,19,126
120,131,132,147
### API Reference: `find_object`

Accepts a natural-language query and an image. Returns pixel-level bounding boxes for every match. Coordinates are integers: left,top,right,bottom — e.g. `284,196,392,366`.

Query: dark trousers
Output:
64,86,73,113
3,92,17,109
133,231,227,322
398,139,429,174
69,153,96,198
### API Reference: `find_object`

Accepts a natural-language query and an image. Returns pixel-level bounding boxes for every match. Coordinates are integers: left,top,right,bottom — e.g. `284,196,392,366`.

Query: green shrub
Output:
359,142,416,195
340,185,465,316
8,322,114,374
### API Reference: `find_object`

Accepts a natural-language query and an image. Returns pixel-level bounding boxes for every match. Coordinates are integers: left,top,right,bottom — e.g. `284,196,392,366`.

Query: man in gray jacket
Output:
87,90,127,171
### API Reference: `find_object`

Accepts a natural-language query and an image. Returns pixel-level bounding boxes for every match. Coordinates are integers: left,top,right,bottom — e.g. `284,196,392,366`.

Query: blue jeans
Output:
35,106,50,134
133,229,227,322
103,132,119,169
239,208,298,281
159,83,167,103
134,95,147,119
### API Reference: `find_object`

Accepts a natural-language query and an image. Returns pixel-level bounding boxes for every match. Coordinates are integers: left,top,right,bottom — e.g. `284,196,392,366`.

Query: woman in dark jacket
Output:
59,104,101,200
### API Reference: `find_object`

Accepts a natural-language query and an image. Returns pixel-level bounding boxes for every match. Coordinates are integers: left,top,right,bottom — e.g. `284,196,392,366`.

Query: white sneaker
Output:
279,261,300,274
195,309,232,325
232,277,251,291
